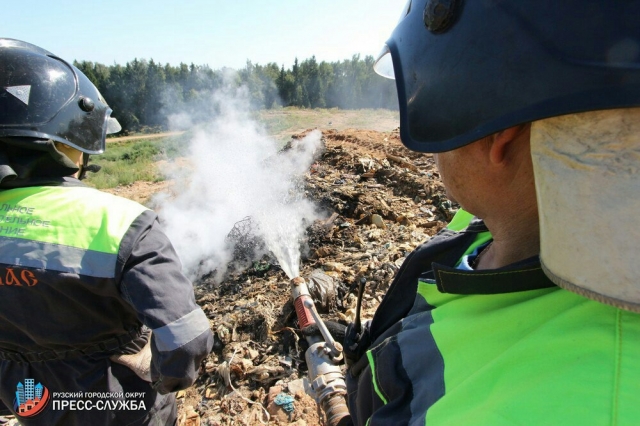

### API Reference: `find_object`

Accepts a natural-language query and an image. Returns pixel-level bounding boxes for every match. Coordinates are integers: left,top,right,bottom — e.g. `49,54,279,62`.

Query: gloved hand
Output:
110,337,153,382
302,320,347,345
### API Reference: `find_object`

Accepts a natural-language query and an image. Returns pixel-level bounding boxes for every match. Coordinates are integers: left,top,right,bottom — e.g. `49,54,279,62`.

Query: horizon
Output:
5,1,404,70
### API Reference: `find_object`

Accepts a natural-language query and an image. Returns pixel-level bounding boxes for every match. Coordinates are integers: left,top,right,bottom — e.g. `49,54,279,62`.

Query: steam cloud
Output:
155,84,324,281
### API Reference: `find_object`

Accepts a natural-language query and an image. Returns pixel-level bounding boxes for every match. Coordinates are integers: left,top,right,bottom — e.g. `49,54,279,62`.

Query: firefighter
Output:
0,39,213,425
344,1,640,425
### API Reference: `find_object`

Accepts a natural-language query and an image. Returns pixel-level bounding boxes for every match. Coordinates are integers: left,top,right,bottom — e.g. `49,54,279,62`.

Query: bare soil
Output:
104,128,453,426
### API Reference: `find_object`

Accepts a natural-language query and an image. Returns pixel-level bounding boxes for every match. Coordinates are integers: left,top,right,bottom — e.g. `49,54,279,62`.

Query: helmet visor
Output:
106,116,122,135
373,0,412,80
374,45,395,80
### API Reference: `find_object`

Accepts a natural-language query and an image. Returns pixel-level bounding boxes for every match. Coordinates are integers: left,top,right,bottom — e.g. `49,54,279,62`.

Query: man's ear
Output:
489,124,529,165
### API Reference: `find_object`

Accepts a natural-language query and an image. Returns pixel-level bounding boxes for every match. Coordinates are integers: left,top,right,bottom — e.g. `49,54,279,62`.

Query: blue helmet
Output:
375,0,640,153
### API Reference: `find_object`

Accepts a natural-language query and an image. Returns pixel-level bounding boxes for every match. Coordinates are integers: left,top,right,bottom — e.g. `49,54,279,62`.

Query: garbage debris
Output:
226,216,267,263
275,394,295,413
112,128,455,425
306,269,337,312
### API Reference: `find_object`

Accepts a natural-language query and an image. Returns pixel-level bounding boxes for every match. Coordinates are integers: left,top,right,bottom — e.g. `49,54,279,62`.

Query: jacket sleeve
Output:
116,210,214,394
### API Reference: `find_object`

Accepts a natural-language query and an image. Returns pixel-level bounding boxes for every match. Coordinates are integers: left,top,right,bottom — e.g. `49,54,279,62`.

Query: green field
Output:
85,134,184,189
86,108,398,189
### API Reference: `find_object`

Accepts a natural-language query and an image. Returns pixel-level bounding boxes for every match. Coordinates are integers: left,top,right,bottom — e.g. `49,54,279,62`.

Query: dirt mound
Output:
108,128,454,425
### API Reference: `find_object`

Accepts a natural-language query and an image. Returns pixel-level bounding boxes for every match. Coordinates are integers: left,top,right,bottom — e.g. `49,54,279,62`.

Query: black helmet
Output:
0,38,121,155
375,0,640,153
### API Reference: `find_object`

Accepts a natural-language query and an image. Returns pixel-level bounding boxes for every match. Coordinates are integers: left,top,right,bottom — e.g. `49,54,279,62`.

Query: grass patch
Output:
85,134,189,189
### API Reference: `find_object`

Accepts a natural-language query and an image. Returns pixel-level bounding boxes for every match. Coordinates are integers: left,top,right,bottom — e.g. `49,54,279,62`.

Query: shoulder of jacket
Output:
56,186,149,212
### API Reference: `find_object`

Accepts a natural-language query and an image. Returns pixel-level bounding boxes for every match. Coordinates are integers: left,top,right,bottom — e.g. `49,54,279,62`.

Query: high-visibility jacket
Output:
0,179,213,425
346,210,640,425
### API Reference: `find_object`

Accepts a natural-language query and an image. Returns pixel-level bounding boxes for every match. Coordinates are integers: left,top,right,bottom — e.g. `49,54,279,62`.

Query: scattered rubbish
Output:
371,214,386,229
226,216,266,263
275,393,296,413
138,128,455,425
287,378,306,396
307,269,337,311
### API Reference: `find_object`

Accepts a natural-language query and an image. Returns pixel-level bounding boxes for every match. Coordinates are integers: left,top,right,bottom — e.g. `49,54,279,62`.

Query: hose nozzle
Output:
290,277,316,330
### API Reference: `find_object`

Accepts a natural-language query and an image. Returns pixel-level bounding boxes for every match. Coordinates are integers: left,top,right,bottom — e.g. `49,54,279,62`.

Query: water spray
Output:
157,87,346,420
290,277,349,426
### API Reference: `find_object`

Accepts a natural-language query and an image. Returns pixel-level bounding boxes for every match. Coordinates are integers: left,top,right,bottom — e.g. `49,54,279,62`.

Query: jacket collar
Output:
432,255,556,294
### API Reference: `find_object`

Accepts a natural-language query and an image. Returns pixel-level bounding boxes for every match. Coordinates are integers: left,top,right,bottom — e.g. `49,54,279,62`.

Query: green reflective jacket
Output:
0,181,213,426
0,184,147,277
348,210,640,426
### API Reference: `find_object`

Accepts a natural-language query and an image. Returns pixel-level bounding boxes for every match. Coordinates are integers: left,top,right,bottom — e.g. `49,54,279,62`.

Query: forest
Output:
74,55,399,134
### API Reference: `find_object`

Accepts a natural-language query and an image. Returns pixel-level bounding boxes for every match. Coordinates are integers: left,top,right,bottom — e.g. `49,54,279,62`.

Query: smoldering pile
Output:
177,128,456,426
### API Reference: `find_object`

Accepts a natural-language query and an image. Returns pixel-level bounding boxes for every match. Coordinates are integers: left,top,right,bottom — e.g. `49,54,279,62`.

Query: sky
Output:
5,0,404,70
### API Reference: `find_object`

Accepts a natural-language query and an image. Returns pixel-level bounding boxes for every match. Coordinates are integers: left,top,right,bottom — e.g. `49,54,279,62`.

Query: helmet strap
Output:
78,153,101,180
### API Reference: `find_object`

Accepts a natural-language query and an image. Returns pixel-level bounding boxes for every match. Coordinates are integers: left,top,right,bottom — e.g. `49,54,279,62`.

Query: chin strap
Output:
78,153,101,180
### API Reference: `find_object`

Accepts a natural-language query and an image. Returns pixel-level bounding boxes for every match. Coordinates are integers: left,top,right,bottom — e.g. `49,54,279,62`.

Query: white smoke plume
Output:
155,84,324,281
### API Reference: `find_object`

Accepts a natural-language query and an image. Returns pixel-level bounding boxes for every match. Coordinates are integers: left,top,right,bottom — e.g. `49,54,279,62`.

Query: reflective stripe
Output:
0,236,116,277
153,309,210,352
398,306,444,425
366,350,388,405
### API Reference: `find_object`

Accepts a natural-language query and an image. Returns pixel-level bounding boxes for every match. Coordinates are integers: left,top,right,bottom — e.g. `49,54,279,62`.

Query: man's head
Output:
0,38,120,181
376,1,640,310
433,123,535,221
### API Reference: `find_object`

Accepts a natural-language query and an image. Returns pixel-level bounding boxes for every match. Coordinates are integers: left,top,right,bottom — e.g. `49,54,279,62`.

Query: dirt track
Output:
107,131,185,143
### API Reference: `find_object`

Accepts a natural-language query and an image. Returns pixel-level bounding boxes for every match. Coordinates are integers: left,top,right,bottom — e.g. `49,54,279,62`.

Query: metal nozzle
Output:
303,299,342,360
290,276,305,286
290,277,316,329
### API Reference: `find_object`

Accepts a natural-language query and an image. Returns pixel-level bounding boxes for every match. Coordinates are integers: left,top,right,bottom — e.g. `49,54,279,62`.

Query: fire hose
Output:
290,277,350,426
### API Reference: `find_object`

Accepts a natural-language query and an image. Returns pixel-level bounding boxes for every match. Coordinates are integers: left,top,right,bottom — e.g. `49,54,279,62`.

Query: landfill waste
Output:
107,128,456,425
274,394,295,413
306,269,337,312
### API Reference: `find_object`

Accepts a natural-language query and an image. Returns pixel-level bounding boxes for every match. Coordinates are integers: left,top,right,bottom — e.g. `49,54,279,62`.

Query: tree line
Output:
74,55,398,133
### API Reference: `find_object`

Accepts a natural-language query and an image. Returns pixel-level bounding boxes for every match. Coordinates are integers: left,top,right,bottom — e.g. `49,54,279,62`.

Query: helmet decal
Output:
5,85,31,105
